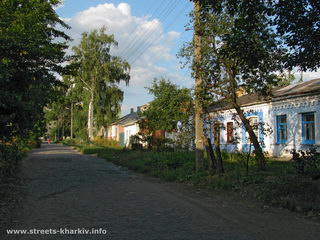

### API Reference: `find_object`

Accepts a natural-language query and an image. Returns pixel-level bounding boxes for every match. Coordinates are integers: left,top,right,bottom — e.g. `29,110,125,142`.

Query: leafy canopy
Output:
0,0,70,141
140,78,192,133
71,27,130,134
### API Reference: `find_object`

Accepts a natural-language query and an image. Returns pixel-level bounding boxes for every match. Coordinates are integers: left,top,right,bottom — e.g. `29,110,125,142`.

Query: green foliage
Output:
130,133,175,151
174,128,194,150
257,175,320,212
180,1,283,104
274,0,320,71
291,148,320,180
71,27,130,138
62,138,80,146
92,137,122,149
0,144,22,178
45,76,73,141
201,0,320,71
0,0,70,142
140,78,192,133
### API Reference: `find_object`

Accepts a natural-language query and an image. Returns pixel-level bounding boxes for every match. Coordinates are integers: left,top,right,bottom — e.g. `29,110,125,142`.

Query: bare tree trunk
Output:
226,67,266,170
233,104,266,170
214,123,224,174
194,0,205,171
88,93,94,141
206,138,217,174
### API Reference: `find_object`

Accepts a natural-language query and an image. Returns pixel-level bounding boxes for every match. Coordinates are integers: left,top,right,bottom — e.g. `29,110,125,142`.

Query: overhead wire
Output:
123,0,180,61
129,1,191,66
118,0,166,57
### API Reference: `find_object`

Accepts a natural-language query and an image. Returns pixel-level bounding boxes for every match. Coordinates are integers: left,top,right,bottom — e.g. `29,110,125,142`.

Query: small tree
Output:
140,78,193,143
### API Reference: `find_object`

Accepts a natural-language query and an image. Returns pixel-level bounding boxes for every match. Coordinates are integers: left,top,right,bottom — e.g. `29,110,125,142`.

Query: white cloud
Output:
62,2,186,115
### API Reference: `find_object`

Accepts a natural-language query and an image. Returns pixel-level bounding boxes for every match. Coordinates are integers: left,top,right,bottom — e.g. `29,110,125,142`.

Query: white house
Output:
106,107,143,147
208,78,320,157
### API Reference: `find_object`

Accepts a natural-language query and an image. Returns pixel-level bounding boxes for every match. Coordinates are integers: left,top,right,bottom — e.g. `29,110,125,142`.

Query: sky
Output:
55,0,320,117
55,0,194,116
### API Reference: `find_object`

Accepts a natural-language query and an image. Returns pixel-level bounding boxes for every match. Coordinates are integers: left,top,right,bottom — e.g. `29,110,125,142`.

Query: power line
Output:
118,0,166,57
129,1,191,65
123,0,180,61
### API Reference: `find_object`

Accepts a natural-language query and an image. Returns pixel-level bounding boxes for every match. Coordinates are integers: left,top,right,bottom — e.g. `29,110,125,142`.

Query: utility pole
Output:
193,0,205,171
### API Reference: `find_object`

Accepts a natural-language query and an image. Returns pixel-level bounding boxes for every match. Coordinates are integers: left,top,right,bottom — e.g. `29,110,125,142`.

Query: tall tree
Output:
182,0,285,170
72,27,130,140
0,0,70,142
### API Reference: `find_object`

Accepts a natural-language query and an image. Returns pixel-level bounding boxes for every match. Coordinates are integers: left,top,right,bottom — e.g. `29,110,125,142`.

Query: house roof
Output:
209,78,320,112
272,78,320,97
113,111,141,126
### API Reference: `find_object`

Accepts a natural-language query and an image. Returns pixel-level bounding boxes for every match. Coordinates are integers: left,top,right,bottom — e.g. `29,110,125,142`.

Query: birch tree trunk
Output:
88,92,94,140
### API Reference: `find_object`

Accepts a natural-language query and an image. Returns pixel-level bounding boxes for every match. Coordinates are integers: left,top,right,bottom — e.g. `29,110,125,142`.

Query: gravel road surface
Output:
1,144,319,240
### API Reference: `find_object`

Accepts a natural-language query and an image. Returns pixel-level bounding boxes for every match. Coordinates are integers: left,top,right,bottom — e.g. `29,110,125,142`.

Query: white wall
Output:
209,103,271,154
124,123,140,147
209,95,320,157
270,95,320,156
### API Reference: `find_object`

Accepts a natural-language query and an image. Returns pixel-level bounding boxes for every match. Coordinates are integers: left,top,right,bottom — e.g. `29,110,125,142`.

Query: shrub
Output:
130,133,174,151
93,137,122,149
257,175,320,211
291,148,320,180
62,138,81,146
0,144,22,178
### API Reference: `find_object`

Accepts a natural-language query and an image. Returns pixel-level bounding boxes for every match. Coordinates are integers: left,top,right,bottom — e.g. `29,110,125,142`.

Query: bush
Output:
92,137,122,149
291,148,320,180
257,175,320,212
62,138,81,146
0,144,22,178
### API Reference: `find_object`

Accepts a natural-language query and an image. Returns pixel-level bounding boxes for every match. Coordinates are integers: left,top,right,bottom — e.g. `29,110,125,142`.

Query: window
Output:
302,112,315,144
276,115,287,143
247,117,258,144
226,122,234,144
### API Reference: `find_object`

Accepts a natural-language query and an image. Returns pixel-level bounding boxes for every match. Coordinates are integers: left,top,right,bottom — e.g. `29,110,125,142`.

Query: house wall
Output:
209,95,320,157
209,103,271,155
269,95,320,156
124,123,140,147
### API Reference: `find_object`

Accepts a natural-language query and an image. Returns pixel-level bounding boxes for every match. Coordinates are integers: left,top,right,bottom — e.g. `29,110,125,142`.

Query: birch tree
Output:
72,28,130,140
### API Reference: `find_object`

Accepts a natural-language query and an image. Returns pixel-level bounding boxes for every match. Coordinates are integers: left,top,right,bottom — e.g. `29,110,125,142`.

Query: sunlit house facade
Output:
208,78,320,157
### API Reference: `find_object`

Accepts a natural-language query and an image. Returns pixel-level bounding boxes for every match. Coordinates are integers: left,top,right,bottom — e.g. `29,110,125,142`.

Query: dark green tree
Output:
274,0,320,71
141,78,193,134
0,0,70,142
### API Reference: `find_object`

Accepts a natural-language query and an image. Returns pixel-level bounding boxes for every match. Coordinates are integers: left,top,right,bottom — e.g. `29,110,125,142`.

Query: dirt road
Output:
1,144,319,239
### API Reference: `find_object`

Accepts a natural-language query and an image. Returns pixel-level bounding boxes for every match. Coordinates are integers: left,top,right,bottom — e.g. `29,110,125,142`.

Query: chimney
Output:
130,108,134,114
137,106,141,112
